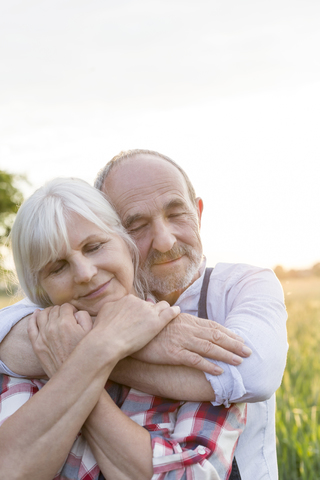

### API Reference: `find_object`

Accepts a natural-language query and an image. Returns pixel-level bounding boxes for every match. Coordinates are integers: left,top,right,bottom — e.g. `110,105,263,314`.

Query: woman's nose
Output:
73,257,97,284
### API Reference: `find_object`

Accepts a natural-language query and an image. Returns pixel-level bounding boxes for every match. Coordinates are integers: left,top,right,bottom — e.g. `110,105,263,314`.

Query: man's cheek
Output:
135,240,149,266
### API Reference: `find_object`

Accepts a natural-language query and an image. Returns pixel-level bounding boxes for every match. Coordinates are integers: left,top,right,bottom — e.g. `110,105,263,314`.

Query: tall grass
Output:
277,277,320,479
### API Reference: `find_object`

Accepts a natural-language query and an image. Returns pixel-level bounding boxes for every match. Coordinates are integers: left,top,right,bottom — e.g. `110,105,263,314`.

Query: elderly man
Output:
0,149,287,479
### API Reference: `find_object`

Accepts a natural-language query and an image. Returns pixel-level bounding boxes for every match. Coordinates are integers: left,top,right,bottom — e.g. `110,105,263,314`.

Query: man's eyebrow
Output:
123,213,147,229
164,198,187,210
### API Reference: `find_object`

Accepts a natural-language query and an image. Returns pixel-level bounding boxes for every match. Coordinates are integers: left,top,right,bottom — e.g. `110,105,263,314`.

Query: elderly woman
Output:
0,178,246,480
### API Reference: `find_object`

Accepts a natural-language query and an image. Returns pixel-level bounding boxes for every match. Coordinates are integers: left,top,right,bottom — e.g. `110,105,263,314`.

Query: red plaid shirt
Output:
0,375,246,480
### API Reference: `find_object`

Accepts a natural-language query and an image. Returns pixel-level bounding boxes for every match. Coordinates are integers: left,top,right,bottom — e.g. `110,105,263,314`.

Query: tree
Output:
0,170,25,285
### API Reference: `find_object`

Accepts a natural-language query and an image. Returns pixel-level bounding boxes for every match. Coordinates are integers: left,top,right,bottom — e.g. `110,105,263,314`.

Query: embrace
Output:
0,150,288,480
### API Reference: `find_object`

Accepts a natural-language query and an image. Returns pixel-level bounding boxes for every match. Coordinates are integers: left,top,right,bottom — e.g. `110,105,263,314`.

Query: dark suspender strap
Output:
198,267,214,318
198,267,241,480
229,455,242,480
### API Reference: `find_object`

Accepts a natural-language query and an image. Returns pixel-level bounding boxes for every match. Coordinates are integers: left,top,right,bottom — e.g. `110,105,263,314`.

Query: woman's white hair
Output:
11,177,146,307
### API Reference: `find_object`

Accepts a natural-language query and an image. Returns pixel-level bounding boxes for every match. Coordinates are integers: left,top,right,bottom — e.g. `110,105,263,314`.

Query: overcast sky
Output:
1,0,320,270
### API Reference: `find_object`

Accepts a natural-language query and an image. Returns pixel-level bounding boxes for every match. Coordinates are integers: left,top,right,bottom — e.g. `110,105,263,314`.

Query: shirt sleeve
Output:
0,298,40,377
205,265,288,406
0,298,40,342
120,389,246,480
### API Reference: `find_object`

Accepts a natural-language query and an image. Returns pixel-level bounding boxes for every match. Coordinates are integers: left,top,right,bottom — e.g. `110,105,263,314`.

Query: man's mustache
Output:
144,244,191,267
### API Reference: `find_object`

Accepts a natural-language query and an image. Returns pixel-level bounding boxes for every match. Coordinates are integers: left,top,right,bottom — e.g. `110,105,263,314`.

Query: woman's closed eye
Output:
49,261,67,275
85,242,105,253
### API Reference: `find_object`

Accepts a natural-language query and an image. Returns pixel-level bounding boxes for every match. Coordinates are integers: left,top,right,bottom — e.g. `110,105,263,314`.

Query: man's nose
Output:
151,219,176,253
73,257,97,284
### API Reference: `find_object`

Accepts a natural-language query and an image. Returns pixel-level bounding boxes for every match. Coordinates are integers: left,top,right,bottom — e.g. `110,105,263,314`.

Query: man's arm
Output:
0,316,46,377
0,300,250,398
1,316,216,400
203,264,288,406
110,357,216,401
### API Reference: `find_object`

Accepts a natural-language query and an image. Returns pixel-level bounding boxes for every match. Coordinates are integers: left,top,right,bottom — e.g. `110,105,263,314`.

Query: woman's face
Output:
39,214,135,315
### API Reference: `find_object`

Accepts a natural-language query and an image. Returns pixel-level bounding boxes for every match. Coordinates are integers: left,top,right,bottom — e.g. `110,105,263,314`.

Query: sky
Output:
1,0,320,270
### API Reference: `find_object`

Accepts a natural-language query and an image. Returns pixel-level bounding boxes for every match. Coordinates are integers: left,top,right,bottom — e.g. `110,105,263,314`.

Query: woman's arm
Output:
0,332,117,480
82,390,153,479
0,297,179,480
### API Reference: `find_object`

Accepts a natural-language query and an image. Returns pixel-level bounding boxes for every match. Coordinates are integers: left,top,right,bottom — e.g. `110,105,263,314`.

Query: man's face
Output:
102,154,203,304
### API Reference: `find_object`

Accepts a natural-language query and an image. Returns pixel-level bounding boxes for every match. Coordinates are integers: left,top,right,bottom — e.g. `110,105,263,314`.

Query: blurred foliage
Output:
274,264,320,280
0,170,24,239
0,170,26,284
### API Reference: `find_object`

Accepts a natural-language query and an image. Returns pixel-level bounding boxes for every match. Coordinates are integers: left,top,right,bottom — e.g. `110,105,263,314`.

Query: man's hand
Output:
132,313,252,375
28,304,93,378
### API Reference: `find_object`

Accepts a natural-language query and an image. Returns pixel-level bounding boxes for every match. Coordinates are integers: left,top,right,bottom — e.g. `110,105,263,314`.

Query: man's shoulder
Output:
210,262,274,278
208,262,281,291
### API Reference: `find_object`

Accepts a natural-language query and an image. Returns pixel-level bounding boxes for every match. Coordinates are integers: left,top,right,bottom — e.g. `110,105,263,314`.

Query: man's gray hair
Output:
94,149,197,206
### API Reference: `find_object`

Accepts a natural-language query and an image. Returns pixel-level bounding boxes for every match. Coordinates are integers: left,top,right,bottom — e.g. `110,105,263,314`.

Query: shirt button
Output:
198,446,206,455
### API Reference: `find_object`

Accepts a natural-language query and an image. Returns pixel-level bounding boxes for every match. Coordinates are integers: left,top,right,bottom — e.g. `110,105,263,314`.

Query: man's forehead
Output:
102,155,191,212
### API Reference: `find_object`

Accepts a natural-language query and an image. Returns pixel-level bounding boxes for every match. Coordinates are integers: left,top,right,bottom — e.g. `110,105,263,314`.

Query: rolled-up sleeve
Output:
204,264,288,406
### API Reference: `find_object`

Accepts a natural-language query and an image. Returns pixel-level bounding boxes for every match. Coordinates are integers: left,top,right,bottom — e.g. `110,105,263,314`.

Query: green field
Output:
1,278,320,478
277,276,320,479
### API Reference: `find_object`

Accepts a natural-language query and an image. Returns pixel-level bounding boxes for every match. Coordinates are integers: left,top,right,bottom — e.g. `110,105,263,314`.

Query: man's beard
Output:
139,243,203,298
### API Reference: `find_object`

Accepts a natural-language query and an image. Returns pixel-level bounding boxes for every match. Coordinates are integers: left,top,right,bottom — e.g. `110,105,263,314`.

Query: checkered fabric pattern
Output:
0,375,246,479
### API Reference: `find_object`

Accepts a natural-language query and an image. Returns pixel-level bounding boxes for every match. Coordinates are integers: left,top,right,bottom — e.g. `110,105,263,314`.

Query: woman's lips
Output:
81,279,112,299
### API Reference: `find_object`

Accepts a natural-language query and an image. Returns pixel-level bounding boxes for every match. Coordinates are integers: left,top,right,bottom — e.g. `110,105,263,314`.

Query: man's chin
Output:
144,258,202,298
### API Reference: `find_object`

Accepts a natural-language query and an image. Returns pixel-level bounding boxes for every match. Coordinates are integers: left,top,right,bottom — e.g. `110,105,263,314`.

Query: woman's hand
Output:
28,304,93,378
93,294,180,360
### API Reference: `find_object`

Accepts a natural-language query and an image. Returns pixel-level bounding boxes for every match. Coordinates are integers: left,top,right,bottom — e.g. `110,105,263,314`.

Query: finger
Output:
182,334,248,365
154,300,170,313
36,306,55,329
193,327,252,358
193,316,244,342
178,350,224,376
74,310,93,332
60,303,78,315
158,306,181,324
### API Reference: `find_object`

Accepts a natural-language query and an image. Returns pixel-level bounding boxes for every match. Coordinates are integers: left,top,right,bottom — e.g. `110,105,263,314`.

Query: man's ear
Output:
195,197,204,229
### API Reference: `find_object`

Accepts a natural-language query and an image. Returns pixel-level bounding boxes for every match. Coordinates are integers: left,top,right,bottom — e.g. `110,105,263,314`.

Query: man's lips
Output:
152,256,183,266
80,279,112,299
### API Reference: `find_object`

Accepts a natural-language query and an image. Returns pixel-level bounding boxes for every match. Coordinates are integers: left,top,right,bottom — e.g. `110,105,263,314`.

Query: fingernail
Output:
214,366,224,374
232,355,243,365
242,346,252,356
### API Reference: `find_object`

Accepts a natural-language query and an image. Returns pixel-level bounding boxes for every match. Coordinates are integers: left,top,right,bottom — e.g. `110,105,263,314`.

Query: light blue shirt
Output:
174,261,288,480
0,261,288,479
